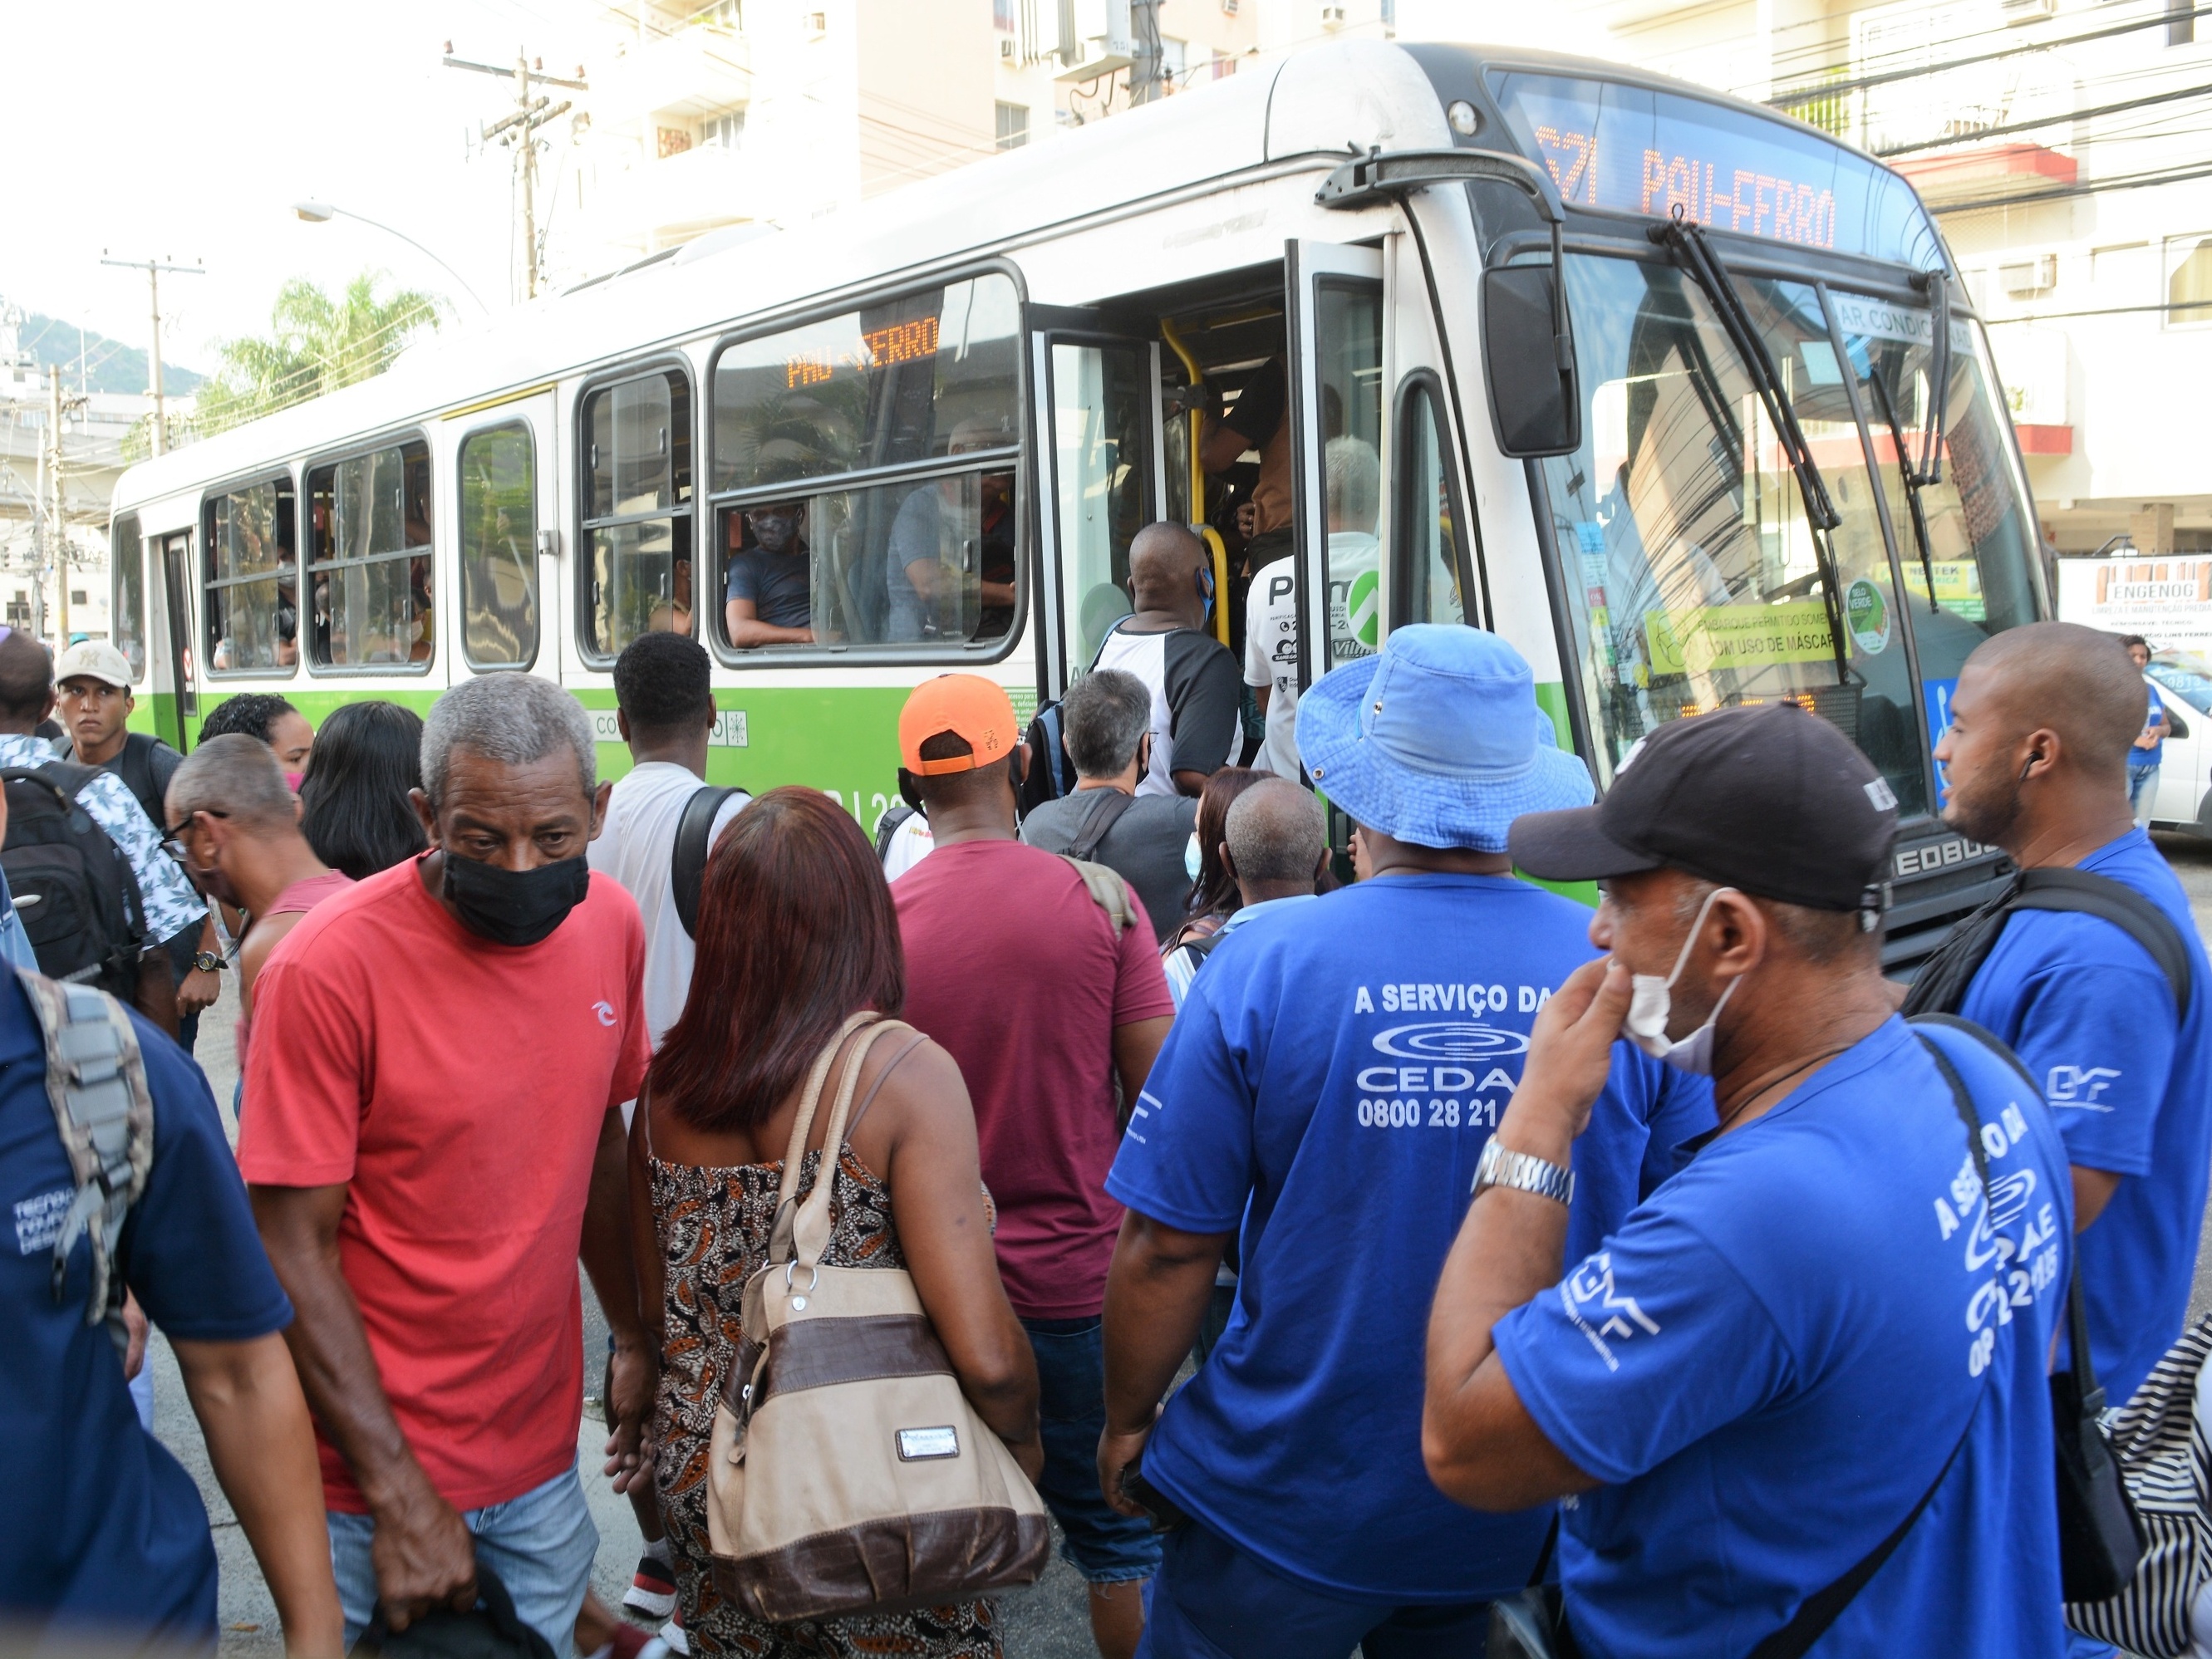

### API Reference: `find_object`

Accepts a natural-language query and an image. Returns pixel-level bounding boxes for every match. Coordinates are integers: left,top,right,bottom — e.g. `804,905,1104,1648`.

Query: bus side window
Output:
305,439,434,670
111,513,145,681
460,425,539,670
1393,376,1466,629
582,368,694,659
203,477,297,676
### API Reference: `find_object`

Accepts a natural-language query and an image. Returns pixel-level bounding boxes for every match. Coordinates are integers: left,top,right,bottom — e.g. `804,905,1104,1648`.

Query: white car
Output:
2144,652,2212,832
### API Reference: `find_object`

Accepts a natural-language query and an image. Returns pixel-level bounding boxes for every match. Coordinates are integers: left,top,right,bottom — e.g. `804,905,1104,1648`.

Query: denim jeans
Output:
1138,1517,1490,1659
1022,1315,1164,1583
327,1461,597,1654
2129,760,2160,826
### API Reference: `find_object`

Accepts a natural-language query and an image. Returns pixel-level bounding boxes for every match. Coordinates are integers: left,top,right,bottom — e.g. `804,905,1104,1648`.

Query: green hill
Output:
17,311,203,395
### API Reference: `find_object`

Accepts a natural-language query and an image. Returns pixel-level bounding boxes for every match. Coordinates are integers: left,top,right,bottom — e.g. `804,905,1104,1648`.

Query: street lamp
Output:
291,201,493,317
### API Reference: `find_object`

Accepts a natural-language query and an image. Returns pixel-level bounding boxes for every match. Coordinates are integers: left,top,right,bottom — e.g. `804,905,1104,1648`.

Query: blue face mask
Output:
1185,832,1202,883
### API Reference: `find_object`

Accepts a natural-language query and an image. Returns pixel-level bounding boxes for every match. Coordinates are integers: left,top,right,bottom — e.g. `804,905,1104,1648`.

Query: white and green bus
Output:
106,37,2045,959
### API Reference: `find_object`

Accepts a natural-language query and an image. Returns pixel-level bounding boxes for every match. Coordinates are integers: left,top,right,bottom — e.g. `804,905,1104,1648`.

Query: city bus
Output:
104,37,2047,961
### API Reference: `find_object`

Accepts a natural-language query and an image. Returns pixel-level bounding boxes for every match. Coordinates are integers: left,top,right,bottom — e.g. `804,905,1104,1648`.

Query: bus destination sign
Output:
787,315,942,389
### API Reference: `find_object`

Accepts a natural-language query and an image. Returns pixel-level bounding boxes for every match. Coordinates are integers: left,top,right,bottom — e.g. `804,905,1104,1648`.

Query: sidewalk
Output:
163,982,1091,1658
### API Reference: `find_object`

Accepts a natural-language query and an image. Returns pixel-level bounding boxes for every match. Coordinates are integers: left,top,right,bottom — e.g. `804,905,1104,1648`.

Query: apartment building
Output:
568,0,1269,274
1557,0,2212,557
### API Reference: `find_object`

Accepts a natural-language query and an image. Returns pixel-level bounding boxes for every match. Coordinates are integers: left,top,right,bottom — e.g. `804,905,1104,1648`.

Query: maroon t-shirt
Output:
893,838,1175,1318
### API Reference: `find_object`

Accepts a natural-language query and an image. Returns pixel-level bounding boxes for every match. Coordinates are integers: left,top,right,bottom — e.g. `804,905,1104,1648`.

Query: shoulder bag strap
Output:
1748,1029,1997,1659
671,785,742,940
1064,788,1137,863
790,1018,903,1270
2014,866,2193,1011
767,1009,877,1262
1899,876,2020,1018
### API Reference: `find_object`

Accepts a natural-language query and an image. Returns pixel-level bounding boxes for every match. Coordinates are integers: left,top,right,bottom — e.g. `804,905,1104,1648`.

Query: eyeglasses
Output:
162,809,228,865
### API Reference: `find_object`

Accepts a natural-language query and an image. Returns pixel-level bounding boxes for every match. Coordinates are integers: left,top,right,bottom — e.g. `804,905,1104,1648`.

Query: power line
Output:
1934,156,2212,214
1768,2,2212,106
444,44,586,300
1875,77,2212,155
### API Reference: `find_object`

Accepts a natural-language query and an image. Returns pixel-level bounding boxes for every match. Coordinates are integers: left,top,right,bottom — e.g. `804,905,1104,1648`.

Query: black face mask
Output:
441,852,589,947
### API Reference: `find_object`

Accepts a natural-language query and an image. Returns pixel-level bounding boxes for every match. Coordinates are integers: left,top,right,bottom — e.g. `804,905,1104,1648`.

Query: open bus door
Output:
1030,316,1161,705
156,531,196,753
1287,241,1385,853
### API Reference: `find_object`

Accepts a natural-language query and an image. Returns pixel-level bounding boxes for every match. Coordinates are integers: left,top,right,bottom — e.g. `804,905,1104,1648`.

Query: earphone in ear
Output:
1196,562,1216,604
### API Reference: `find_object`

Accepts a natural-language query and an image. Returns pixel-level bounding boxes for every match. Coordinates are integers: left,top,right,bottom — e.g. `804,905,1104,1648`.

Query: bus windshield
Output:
1539,253,2041,808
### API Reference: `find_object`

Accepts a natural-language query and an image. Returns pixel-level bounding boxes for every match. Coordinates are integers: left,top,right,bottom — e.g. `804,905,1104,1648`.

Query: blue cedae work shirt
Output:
1959,828,2212,1402
0,976,293,1640
1105,872,1714,1603
1492,1017,2072,1659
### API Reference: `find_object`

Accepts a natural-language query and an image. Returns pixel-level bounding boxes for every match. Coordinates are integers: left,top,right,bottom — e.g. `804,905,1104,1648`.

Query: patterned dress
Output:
650,1145,1003,1659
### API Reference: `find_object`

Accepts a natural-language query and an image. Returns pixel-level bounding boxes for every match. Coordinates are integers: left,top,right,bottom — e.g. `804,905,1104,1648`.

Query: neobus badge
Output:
1891,836,1993,878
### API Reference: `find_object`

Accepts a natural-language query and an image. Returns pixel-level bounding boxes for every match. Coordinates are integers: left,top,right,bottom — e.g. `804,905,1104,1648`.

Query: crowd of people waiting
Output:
6,547,2212,1659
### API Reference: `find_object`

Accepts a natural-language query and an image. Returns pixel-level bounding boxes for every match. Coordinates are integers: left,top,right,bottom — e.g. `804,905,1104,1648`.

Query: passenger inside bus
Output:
649,557,695,638
885,420,1016,644
725,502,814,648
1201,354,1293,571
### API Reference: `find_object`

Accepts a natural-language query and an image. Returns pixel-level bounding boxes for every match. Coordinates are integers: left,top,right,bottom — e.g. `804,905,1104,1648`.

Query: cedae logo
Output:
592,1000,617,1028
1355,1023,1524,1096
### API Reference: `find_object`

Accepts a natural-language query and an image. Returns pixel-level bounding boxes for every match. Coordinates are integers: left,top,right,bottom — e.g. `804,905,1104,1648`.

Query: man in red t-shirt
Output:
889,675,1173,1659
239,675,652,1657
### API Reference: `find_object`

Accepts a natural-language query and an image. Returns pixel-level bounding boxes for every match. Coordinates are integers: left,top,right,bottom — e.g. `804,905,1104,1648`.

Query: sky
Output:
2,0,601,378
0,0,1559,385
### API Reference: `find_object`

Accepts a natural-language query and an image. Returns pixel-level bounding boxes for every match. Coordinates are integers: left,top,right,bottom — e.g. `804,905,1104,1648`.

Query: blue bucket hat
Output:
1294,625,1593,851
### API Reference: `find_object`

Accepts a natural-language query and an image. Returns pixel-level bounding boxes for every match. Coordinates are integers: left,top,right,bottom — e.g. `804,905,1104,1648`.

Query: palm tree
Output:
175,272,444,444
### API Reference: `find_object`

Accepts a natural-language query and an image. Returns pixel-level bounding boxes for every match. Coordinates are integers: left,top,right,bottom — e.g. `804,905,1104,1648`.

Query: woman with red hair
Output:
629,787,1040,1657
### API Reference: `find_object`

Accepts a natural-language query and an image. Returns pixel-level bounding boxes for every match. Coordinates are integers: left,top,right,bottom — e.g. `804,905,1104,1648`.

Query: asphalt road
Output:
158,835,2212,1656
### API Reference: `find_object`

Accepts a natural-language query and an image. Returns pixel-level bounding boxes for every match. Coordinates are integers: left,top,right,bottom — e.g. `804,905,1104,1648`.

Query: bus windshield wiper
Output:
1654,214,1851,686
1907,268,1950,490
1864,361,1944,616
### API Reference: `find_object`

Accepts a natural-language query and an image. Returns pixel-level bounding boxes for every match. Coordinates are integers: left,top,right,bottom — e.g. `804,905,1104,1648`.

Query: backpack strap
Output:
17,969,154,1351
671,785,744,940
1063,788,1137,862
2013,866,2192,1011
1060,856,1138,936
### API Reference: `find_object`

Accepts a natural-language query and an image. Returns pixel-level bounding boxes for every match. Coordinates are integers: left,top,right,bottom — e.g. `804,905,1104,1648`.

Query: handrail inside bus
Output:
1157,317,1231,649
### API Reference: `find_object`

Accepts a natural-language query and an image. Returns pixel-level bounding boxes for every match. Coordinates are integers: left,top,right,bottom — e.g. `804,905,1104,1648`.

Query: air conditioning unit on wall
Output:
1320,3,1347,27
2000,253,2059,297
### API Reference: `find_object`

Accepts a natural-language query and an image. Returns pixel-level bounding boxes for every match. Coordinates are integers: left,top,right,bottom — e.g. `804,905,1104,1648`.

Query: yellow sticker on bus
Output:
1645,601,1837,676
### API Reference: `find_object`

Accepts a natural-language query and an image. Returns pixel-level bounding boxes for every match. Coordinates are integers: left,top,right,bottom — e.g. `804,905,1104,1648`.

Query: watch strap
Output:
1474,1137,1575,1206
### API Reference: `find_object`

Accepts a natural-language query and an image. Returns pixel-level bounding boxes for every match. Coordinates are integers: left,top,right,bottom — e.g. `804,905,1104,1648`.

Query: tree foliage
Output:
136,272,443,455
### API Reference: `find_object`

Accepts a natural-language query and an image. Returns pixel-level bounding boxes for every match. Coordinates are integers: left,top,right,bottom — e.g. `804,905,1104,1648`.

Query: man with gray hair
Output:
239,673,654,1657
1022,668,1199,944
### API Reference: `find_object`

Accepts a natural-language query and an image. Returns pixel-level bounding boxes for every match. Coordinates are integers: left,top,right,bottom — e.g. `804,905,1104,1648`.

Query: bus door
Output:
1030,320,1160,699
1286,242,1385,695
156,531,197,750
450,390,560,688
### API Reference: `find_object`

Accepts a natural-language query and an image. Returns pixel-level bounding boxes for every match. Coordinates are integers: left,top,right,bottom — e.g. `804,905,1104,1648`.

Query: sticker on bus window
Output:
1846,578,1892,655
1644,602,1836,676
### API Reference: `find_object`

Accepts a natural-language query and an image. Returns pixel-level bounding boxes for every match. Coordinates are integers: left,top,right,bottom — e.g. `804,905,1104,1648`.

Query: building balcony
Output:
596,23,750,124
583,140,759,249
1894,141,2077,208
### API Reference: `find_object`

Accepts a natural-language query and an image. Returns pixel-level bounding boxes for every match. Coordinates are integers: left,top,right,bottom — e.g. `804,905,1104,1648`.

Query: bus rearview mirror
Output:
1481,265,1581,459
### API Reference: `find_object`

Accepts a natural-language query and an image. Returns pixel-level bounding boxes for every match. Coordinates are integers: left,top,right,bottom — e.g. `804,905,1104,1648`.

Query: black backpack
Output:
55,731,183,833
0,764,148,1002
1902,866,2192,1018
670,785,748,940
1016,700,1076,815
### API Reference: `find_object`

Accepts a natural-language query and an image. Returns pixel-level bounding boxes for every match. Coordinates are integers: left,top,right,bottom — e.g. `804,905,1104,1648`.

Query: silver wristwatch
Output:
1473,1136,1575,1206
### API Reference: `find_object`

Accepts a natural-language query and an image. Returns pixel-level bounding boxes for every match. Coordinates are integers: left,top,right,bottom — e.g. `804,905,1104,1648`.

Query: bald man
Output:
1927,621,2212,1403
1091,523,1241,798
1162,776,1327,1009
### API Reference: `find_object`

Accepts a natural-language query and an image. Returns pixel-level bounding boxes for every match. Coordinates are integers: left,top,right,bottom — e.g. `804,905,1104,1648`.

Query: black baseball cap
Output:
1509,702,1899,911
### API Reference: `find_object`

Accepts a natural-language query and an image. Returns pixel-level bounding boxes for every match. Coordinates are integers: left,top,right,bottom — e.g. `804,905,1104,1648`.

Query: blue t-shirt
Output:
0,978,293,1639
1493,1018,2071,1659
724,546,812,631
2140,685,2165,766
1959,828,2212,1400
1104,873,1714,1602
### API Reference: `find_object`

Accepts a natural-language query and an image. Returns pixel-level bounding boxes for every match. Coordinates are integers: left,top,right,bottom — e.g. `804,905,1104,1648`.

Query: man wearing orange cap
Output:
891,675,1177,1659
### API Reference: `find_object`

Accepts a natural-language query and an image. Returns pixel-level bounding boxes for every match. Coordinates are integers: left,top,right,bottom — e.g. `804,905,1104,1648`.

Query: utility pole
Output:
444,44,586,301
38,366,86,646
1129,0,1165,105
100,253,204,455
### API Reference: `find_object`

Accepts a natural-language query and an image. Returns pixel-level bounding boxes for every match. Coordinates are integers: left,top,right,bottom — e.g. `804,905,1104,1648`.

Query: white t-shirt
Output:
1244,557,1300,780
586,761,748,1056
882,810,935,881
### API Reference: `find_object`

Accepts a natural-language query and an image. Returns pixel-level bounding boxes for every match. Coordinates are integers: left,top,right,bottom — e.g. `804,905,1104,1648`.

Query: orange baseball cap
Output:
898,675,1020,774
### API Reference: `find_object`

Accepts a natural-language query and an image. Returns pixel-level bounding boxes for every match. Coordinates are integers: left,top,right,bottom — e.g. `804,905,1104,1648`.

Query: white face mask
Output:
1185,832,1203,883
1621,886,1742,1076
